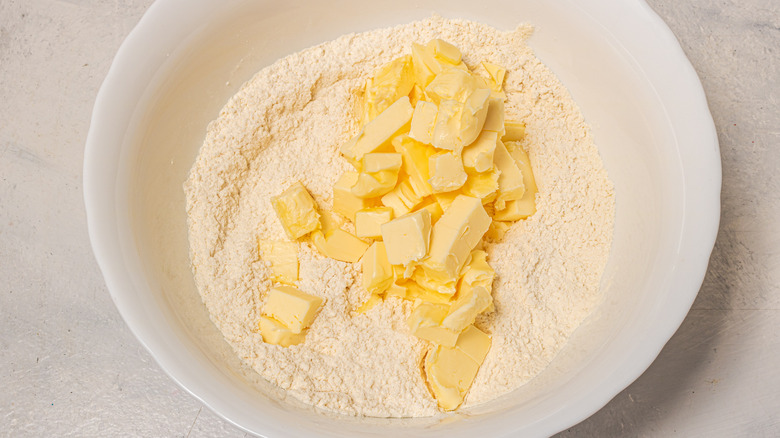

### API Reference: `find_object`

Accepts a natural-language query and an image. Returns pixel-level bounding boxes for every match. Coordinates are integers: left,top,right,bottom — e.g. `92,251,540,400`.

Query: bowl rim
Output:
83,0,721,436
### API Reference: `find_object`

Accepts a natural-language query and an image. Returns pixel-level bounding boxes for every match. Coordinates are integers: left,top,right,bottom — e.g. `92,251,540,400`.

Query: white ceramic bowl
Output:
84,0,720,436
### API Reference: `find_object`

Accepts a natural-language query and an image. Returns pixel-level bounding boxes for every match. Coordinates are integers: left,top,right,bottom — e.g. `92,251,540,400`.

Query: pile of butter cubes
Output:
259,39,537,411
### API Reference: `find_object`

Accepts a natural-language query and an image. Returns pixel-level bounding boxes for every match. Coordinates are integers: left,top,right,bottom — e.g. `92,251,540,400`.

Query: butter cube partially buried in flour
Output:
381,208,432,266
258,315,307,348
355,207,394,239
407,302,459,347
257,239,298,285
263,285,323,334
271,182,321,240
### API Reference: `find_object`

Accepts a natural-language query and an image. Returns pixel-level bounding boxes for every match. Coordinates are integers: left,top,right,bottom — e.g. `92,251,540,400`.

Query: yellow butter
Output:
381,177,424,217
354,207,394,239
481,97,505,135
502,120,526,141
409,100,438,145
319,209,345,235
333,172,373,221
454,325,491,364
423,195,491,285
392,134,435,198
459,88,491,147
271,182,321,240
407,302,459,347
312,228,369,263
494,142,537,221
410,266,457,297
258,315,307,347
257,239,298,285
460,168,500,203
432,190,459,214
340,96,413,165
380,208,431,266
362,241,393,295
462,130,498,173
356,294,382,314
417,198,444,225
425,68,477,104
428,39,462,64
459,250,495,291
484,220,511,242
493,139,525,208
481,61,506,90
351,153,402,198
428,152,467,193
430,99,463,151
411,43,437,87
263,285,323,334
442,285,492,332
363,55,415,122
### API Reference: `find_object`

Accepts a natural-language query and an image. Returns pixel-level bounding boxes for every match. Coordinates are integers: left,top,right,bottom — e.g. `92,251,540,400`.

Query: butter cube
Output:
481,61,506,90
362,241,393,295
271,182,321,240
363,55,415,122
411,43,437,87
411,266,457,297
333,172,373,221
459,250,495,291
257,239,298,285
381,177,424,217
423,196,491,285
431,88,491,152
381,208,431,266
462,130,498,173
494,139,525,208
417,198,444,225
392,134,435,198
458,88,491,147
484,220,511,242
319,209,345,235
455,325,491,364
409,84,425,107
425,68,477,104
431,100,463,151
494,142,537,220
409,101,438,145
407,302,459,347
432,191,459,214
482,97,505,134
442,285,492,332
341,96,414,164
259,315,307,347
460,169,500,203
428,152,467,193
502,120,526,142
311,228,369,263
355,207,394,239
351,153,402,198
428,39,462,64
263,285,323,334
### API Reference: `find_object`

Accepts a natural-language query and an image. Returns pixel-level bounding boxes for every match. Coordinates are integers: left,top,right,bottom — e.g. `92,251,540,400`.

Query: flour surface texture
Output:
184,16,615,417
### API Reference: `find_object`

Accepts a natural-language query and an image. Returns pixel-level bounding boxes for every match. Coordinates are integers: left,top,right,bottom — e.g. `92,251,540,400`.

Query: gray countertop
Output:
1,0,778,436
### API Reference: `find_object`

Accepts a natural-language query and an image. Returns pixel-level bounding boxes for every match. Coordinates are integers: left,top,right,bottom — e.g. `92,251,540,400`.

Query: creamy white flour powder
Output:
184,16,614,417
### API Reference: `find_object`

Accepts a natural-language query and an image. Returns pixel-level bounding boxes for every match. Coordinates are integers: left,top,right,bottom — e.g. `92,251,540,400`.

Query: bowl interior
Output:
96,0,714,436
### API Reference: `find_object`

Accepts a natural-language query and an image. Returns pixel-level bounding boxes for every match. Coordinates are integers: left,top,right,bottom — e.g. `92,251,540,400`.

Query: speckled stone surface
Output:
1,1,778,436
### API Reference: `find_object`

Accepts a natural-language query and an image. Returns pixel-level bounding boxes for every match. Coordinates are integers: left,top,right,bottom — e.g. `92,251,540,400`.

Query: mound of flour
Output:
184,16,614,417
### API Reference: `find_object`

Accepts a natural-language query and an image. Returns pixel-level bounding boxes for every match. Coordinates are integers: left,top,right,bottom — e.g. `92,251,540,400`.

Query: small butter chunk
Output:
392,135,435,198
409,100,438,145
423,196,491,284
333,172,373,221
340,96,414,164
319,210,345,235
258,315,307,347
481,61,506,90
462,130,498,173
271,182,321,240
381,208,431,266
312,228,369,263
484,220,511,242
459,250,495,291
263,285,323,334
502,120,526,141
418,198,444,225
454,325,491,364
428,152,467,193
381,177,424,217
459,88,491,147
442,285,492,332
426,68,477,104
257,239,298,285
407,302,459,347
494,139,525,208
411,43,437,87
431,99,463,151
460,169,500,203
355,207,394,239
494,142,537,220
351,153,402,198
482,97,505,134
362,241,393,295
364,55,415,122
428,39,462,64
430,88,491,152
356,294,382,314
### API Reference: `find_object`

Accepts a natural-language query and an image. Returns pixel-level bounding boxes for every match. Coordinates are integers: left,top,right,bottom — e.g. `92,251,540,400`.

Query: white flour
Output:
184,16,614,417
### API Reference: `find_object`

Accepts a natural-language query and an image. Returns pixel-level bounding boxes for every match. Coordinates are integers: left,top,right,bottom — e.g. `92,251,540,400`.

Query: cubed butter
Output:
363,55,415,122
494,139,525,208
312,228,369,263
425,68,477,104
257,239,298,284
423,196,491,285
441,285,492,332
460,169,500,203
362,241,393,295
392,134,435,198
340,96,413,165
493,142,537,221
481,61,506,90
407,302,459,347
461,130,498,173
271,182,321,240
333,172,373,221
258,315,307,347
428,39,462,64
263,285,323,334
484,220,511,242
354,207,394,239
458,88,491,147
411,43,437,87
430,99,463,151
482,97,505,134
409,100,438,145
417,198,444,225
459,250,495,291
454,325,491,364
381,208,431,266
502,120,526,141
428,152,467,193
381,177,424,217
351,153,402,198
